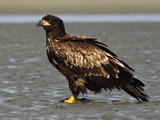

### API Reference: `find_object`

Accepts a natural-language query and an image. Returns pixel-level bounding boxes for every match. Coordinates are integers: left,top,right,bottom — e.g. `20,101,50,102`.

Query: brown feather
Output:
38,15,149,102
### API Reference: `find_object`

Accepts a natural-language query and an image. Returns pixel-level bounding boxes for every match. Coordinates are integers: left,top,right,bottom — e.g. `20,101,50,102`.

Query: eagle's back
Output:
46,35,134,85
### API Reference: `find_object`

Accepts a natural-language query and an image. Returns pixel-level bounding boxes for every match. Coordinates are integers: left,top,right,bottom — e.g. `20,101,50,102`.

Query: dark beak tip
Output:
36,24,39,28
36,20,42,28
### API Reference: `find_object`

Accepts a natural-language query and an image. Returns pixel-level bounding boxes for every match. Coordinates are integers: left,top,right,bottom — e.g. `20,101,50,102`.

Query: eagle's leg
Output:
64,95,78,103
62,78,86,103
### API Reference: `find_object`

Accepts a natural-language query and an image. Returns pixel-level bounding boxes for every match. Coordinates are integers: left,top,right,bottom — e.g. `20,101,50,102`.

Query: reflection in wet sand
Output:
0,22,160,119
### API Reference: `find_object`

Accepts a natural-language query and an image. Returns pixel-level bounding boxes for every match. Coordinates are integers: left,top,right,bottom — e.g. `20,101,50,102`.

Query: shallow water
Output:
1,14,160,23
0,22,160,119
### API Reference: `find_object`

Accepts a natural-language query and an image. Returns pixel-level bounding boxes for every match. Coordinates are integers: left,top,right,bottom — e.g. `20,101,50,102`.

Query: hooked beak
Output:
36,19,51,28
36,20,42,28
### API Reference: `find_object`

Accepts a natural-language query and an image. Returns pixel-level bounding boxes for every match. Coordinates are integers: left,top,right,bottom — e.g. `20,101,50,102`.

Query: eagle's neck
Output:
46,31,65,43
45,24,66,41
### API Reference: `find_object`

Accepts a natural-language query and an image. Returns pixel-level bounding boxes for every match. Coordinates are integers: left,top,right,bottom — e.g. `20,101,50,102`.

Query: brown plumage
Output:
37,15,149,103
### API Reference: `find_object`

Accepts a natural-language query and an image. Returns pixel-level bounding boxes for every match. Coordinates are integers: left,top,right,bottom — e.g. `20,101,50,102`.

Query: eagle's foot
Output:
63,95,78,104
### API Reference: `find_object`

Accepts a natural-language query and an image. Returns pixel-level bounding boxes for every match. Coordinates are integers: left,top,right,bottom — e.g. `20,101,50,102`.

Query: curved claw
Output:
60,96,93,103
60,95,78,104
64,95,78,103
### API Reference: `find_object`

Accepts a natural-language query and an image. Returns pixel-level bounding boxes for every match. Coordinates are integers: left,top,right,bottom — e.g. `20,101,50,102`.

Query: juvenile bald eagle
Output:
37,15,149,103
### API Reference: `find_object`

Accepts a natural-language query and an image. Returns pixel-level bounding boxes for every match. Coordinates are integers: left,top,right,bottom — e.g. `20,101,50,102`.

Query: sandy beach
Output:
1,0,160,14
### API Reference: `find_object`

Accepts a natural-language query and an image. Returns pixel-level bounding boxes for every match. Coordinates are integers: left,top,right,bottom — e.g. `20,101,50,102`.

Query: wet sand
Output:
0,22,160,119
1,0,160,14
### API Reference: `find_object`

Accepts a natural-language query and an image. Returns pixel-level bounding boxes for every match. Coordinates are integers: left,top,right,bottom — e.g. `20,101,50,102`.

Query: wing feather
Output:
52,36,135,89
56,37,132,78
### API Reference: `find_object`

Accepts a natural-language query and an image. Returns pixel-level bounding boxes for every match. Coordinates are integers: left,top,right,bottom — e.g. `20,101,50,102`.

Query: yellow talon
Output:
64,95,78,103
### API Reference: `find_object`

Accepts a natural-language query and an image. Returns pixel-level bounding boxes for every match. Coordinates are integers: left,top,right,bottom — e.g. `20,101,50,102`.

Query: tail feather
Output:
122,78,149,102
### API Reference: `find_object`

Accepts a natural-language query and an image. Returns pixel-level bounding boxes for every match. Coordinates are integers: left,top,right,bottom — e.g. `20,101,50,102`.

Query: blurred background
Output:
0,0,160,14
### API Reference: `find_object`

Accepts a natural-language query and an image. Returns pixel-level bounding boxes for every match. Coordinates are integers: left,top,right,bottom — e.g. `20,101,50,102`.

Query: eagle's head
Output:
37,15,66,37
